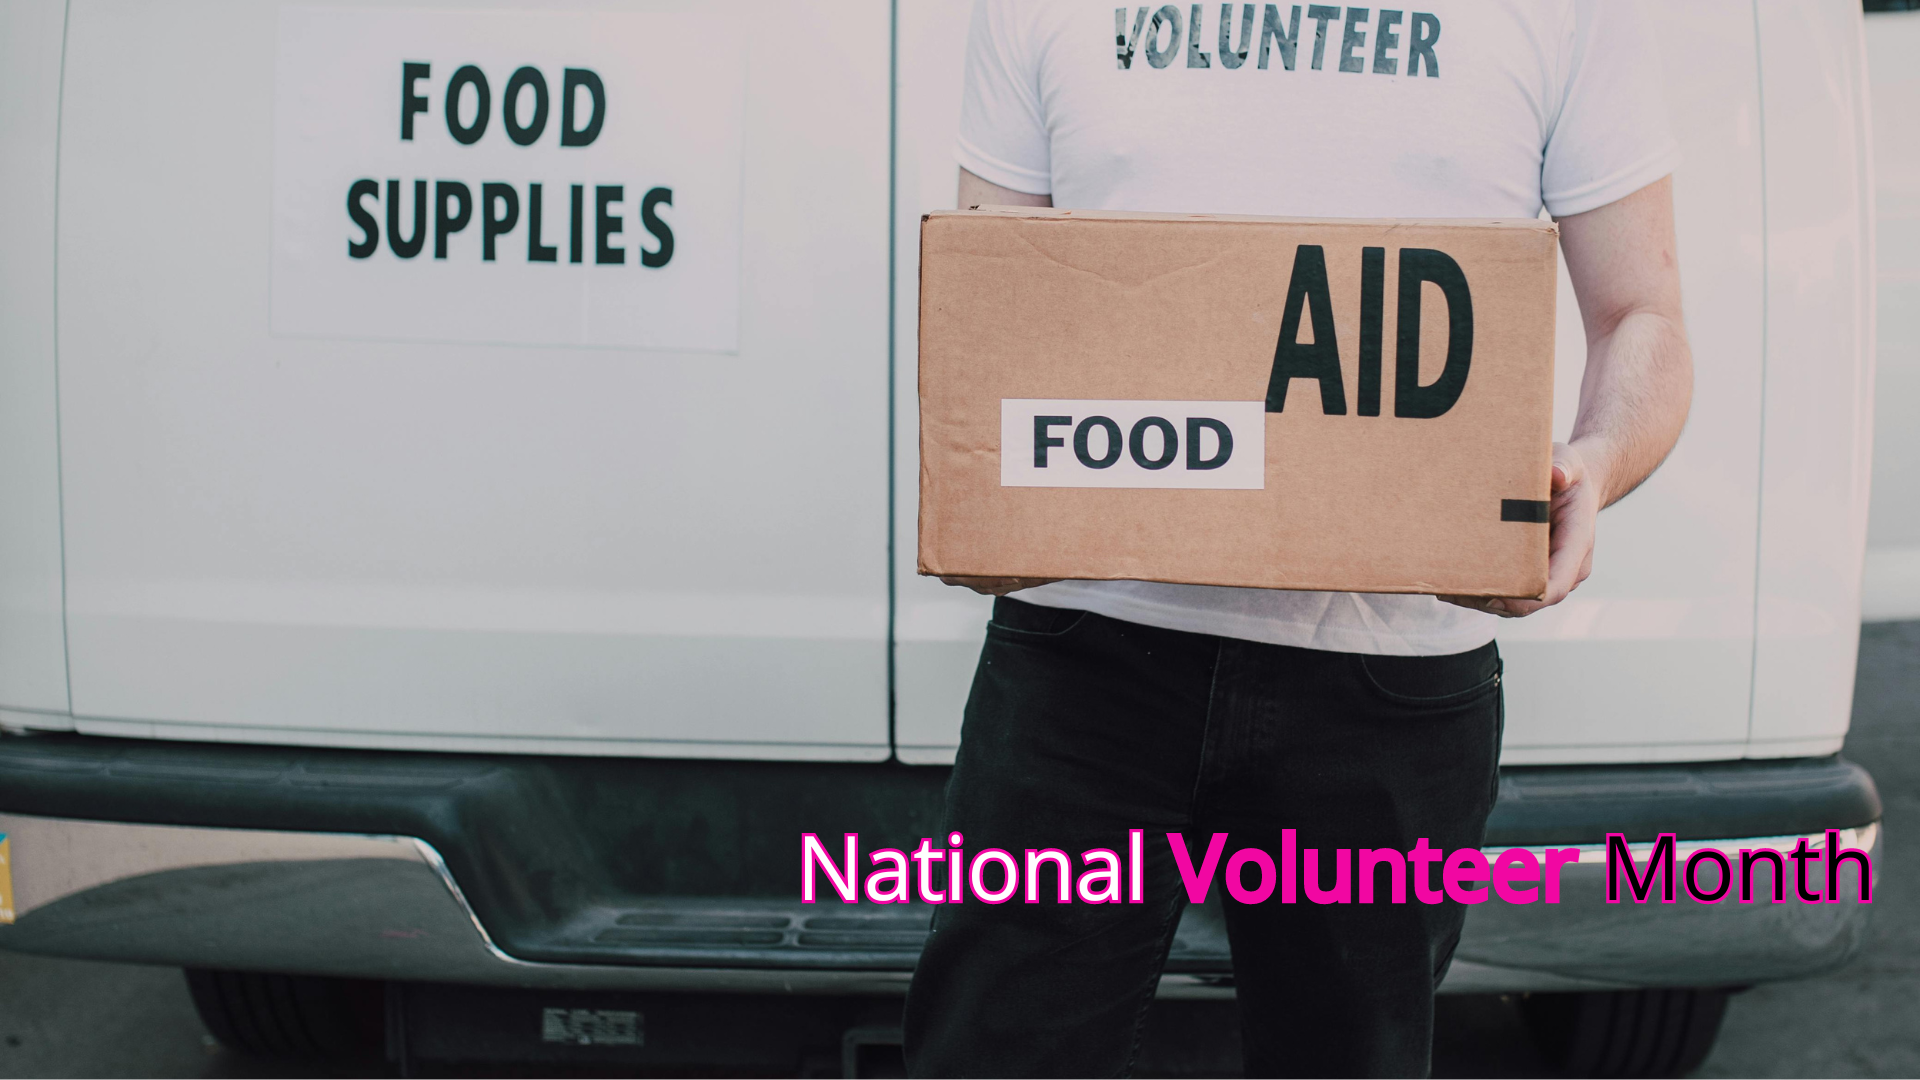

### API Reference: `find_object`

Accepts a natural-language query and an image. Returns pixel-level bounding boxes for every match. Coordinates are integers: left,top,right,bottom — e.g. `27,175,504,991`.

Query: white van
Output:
0,0,1887,1075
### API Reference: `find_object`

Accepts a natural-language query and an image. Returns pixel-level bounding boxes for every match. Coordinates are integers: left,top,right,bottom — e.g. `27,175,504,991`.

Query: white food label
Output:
1000,400,1266,489
270,6,744,352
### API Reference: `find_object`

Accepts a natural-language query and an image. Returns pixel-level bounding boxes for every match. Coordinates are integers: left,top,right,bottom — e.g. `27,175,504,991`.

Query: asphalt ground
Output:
2,622,1916,1078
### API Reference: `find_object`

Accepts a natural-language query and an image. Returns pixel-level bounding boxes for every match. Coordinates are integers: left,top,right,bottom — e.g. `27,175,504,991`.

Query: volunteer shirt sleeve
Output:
1540,0,1679,218
956,0,1052,196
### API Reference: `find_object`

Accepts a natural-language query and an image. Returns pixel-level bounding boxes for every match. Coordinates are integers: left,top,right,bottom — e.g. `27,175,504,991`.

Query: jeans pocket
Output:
987,596,1090,638
1355,645,1502,707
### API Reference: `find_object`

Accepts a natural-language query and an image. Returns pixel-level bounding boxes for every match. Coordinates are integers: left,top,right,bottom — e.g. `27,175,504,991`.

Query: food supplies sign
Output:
270,7,743,352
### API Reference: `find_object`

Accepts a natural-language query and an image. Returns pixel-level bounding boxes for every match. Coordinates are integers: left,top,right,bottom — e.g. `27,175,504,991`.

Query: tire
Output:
1519,987,1731,1078
184,969,385,1061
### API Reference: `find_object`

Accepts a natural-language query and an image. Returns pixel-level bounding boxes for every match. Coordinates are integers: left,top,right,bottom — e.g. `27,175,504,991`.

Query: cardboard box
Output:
917,207,1558,598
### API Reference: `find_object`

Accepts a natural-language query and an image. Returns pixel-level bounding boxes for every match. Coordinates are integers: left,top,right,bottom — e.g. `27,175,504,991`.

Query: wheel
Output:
184,969,385,1061
1518,987,1731,1078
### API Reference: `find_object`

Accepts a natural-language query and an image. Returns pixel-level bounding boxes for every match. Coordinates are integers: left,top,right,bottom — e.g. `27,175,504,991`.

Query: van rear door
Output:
47,0,893,760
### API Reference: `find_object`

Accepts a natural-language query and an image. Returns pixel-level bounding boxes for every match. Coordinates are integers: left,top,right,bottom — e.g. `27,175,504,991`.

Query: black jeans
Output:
902,598,1503,1079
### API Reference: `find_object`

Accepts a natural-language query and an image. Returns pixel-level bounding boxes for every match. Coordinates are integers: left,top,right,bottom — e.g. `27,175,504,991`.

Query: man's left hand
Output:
1440,441,1603,618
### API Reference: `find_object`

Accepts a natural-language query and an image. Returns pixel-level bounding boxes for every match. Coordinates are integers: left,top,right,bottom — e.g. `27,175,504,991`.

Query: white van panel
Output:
1748,0,1876,754
1862,10,1920,620
892,0,1778,766
1496,0,1768,764
53,0,893,758
0,0,73,720
12,0,1876,762
892,0,992,765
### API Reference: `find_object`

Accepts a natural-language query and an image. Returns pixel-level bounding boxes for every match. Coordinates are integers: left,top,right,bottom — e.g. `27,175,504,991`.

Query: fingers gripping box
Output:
916,207,1558,599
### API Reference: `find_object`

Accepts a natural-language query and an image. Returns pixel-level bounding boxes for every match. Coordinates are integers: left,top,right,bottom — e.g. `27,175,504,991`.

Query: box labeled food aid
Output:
916,206,1559,598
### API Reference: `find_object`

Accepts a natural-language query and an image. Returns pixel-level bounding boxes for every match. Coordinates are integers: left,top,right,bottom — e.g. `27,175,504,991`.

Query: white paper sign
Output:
1000,400,1267,489
270,6,743,352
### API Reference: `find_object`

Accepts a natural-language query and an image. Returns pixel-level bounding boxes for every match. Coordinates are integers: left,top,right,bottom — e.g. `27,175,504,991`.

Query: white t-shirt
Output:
956,0,1677,656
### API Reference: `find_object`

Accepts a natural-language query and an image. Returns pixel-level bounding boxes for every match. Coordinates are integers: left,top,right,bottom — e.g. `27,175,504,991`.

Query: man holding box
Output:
905,2,1692,1077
